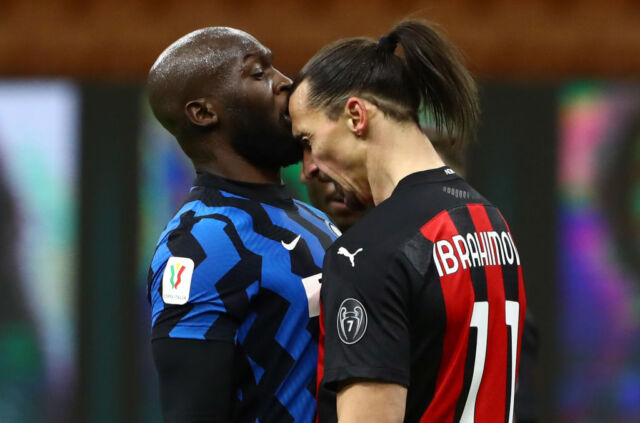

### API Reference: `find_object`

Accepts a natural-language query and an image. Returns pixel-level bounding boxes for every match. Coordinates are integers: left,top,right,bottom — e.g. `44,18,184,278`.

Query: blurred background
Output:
0,0,638,422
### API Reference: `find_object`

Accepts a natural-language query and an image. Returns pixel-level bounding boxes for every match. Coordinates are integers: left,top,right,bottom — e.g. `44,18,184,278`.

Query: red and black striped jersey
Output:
318,166,526,423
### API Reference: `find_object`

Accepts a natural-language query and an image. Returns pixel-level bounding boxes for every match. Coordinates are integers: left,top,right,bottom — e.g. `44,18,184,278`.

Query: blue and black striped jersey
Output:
148,171,339,422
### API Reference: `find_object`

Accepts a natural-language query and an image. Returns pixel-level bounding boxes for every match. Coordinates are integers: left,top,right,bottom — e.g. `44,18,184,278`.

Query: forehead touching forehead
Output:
290,81,313,134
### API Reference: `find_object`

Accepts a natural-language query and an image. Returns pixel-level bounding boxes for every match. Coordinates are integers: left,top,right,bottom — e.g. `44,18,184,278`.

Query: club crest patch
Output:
337,298,367,344
162,256,194,305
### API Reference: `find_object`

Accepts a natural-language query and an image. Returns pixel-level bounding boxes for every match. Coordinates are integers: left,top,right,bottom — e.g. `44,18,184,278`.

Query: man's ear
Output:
344,97,368,137
185,98,219,128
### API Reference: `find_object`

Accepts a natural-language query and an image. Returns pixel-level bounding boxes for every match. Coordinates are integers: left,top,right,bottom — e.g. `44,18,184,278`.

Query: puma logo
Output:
337,247,363,267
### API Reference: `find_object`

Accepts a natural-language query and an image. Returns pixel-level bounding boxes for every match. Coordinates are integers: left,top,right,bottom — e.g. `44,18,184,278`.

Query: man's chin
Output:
344,192,368,211
230,133,302,170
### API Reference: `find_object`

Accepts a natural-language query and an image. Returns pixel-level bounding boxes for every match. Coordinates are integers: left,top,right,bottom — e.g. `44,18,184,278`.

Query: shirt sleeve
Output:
321,243,416,391
152,338,236,423
149,214,260,343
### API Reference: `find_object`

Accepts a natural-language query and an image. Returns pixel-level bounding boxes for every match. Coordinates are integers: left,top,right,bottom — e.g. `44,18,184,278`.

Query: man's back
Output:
150,172,339,422
319,167,526,422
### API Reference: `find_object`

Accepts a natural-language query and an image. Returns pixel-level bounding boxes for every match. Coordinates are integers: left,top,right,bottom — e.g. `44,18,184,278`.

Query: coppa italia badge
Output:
162,257,194,305
337,298,367,344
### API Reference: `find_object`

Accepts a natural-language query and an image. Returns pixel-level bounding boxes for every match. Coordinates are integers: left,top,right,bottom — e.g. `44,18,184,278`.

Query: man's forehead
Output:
290,83,310,113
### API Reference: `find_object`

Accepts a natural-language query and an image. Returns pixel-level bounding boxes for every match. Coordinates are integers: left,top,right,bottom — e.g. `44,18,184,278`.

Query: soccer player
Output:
289,20,527,423
146,27,340,422
300,135,539,423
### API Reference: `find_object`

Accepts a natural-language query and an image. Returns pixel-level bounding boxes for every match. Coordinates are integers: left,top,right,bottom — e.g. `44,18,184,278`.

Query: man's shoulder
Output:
325,202,417,273
326,179,494,267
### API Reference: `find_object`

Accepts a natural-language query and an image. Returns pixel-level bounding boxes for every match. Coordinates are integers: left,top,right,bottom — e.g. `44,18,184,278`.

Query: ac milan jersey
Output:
148,172,340,422
318,167,526,423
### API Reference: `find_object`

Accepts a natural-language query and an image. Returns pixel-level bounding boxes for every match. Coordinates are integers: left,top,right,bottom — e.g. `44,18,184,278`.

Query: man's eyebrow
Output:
243,50,273,62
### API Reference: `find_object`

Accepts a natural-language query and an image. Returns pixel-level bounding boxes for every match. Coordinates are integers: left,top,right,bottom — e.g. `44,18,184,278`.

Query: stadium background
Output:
0,1,638,422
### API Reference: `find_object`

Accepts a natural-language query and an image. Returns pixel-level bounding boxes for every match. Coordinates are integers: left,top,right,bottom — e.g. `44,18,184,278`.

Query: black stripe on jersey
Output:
205,189,324,277
163,209,208,295
484,206,519,423
484,207,519,302
202,189,299,244
284,207,334,254
202,214,262,337
448,206,489,302
448,206,488,423
152,210,207,339
289,239,321,278
454,326,479,422
147,266,154,303
261,399,295,423
291,202,335,249
234,289,295,423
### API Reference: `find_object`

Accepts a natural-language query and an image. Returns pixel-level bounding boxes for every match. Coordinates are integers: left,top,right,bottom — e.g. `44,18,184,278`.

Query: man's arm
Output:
337,380,407,423
152,338,236,423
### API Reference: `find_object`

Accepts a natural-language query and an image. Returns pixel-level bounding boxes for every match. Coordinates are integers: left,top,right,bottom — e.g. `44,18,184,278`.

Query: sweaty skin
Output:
148,27,299,184
147,27,307,423
290,80,445,207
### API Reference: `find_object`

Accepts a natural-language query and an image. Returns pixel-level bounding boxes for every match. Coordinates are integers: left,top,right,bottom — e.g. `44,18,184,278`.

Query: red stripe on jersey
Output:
466,204,508,423
315,299,325,423
420,210,475,423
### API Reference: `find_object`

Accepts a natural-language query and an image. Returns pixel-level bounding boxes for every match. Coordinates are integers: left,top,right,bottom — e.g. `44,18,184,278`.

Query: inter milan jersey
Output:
319,167,526,423
148,172,340,423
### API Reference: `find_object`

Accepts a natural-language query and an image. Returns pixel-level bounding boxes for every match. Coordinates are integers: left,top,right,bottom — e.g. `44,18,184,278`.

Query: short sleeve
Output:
149,214,259,343
321,243,415,391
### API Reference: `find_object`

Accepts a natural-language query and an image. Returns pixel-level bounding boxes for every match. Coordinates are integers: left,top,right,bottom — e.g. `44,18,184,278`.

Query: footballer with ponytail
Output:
293,20,479,145
290,20,526,423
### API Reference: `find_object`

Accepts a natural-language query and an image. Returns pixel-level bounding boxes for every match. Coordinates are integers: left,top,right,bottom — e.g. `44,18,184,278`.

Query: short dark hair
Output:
294,20,480,145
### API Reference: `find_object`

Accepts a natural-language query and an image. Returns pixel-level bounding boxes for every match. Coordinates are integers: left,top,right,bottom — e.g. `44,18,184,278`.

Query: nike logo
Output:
281,234,301,251
337,247,363,267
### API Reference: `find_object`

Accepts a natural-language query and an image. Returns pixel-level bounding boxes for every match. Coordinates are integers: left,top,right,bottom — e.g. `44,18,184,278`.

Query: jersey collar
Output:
194,171,294,206
392,166,460,195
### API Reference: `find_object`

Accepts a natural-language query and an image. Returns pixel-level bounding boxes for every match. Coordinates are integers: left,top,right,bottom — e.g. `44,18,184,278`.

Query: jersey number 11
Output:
460,300,520,423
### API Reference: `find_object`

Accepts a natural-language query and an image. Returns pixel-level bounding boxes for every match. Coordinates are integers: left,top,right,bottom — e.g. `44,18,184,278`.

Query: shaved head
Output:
147,27,262,139
147,27,299,174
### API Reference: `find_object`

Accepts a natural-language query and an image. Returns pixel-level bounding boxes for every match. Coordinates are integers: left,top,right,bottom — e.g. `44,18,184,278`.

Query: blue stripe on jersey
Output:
261,203,327,268
168,318,218,339
261,255,313,359
164,218,241,339
236,312,257,344
247,355,265,384
155,201,199,247
245,280,260,301
276,336,317,422
219,190,249,200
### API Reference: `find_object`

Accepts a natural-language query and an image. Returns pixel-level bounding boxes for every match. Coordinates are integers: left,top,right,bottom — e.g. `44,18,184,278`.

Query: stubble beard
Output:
227,102,303,171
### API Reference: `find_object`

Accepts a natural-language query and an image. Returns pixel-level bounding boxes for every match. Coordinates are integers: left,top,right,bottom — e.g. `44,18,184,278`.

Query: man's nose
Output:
274,69,293,94
302,149,319,180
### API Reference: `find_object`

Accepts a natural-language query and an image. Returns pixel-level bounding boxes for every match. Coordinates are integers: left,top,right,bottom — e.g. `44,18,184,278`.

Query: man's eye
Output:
251,70,265,79
297,136,311,149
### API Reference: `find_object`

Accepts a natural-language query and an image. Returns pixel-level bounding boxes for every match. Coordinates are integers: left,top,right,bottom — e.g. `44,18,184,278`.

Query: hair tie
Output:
378,34,399,53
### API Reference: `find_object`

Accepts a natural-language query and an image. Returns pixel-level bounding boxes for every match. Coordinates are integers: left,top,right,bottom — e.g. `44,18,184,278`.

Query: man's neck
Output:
194,143,281,184
365,122,445,205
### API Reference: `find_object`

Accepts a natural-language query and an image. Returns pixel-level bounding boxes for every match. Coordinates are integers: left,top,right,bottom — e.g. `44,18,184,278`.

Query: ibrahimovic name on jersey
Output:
148,172,340,422
319,166,526,423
